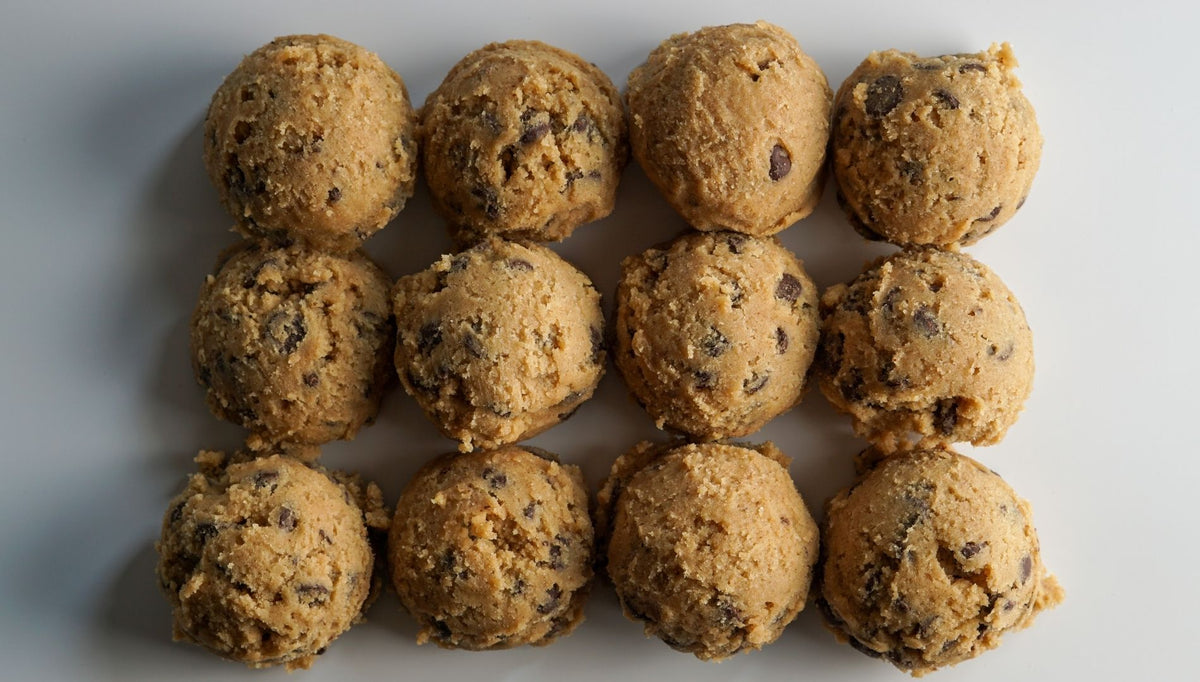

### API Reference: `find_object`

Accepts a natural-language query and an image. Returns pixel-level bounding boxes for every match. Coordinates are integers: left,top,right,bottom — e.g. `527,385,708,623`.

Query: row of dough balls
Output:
156,440,1060,675
203,26,1039,253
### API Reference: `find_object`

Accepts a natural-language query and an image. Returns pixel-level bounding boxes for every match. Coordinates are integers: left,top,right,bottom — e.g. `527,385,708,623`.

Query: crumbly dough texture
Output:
596,441,820,660
204,34,418,252
832,44,1041,247
615,232,820,440
190,241,394,446
156,453,388,670
816,248,1033,451
626,21,831,236
392,238,605,451
389,446,594,649
818,446,1063,676
420,40,628,244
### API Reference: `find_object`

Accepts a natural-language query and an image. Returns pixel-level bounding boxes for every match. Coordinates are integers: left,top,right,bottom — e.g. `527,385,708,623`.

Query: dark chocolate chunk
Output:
839,368,865,403
319,529,332,545
523,502,537,519
548,542,565,570
327,187,341,204
521,122,551,145
693,369,716,390
481,467,508,489
1019,554,1033,583
932,89,960,110
913,306,940,338
277,506,297,531
865,75,904,117
537,584,562,614
507,258,534,271
296,583,329,604
934,398,959,435
743,372,769,395
959,62,987,74
470,186,500,220
769,144,791,181
417,322,442,353
961,541,983,559
253,471,279,489
775,273,803,302
195,522,218,544
700,327,730,357
571,113,594,134
726,232,747,254
715,596,745,628
430,619,453,640
590,326,604,364
267,311,307,355
464,333,486,359
303,372,319,388
775,327,789,354
975,205,1002,222
898,159,924,185
169,502,185,525
849,637,884,659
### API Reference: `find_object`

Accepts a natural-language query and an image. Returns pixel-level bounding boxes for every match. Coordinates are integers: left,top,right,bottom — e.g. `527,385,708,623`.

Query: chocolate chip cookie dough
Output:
614,231,820,440
596,441,819,660
389,446,594,649
190,241,394,446
392,238,605,452
420,40,628,244
832,44,1041,247
818,446,1063,675
156,452,388,670
204,34,418,252
816,248,1033,451
626,21,831,235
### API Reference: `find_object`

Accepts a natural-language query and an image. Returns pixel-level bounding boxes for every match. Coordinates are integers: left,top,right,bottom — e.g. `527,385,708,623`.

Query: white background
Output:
1,1,1196,680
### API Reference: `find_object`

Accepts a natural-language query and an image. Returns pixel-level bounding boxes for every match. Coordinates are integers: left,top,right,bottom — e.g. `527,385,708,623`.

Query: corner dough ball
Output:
392,238,605,451
818,446,1063,676
816,248,1033,450
420,40,628,244
626,21,832,236
190,241,394,446
204,34,418,252
596,441,819,660
832,43,1041,247
389,446,594,649
614,231,820,440
156,453,386,670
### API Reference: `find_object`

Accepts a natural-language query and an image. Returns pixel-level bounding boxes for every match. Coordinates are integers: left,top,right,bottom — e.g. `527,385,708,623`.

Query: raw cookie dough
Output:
626,21,831,236
615,231,820,440
832,43,1041,247
156,452,388,670
389,446,594,649
816,248,1033,450
204,34,418,252
818,446,1063,676
596,441,819,660
190,241,394,446
419,40,628,244
392,237,605,451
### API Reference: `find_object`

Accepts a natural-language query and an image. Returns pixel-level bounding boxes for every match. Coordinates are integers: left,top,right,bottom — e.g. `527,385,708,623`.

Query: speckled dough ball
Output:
204,34,418,252
190,241,394,446
389,446,594,649
816,248,1033,451
832,44,1041,247
596,441,820,660
156,453,388,670
420,40,628,244
392,238,605,451
818,446,1063,675
615,232,820,440
626,21,832,235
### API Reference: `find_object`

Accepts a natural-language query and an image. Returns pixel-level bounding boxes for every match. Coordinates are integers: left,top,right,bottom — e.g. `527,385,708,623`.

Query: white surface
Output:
1,1,1197,680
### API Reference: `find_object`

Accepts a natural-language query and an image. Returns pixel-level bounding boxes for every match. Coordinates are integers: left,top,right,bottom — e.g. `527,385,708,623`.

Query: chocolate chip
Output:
775,327,789,354
319,529,332,545
1019,555,1033,583
521,122,550,145
417,322,443,353
169,502,185,524
303,372,318,388
537,584,562,614
934,398,959,435
725,232,748,254
327,187,341,204
961,542,983,559
571,113,593,134
1016,196,1028,211
277,507,297,531
769,144,791,181
959,62,987,74
267,311,307,355
775,273,802,302
941,636,964,653
464,333,486,359
480,110,501,134
296,583,329,604
743,372,769,395
880,286,902,318
995,342,1015,361
975,205,1003,223
590,326,604,364
849,637,884,659
195,522,218,544
253,471,279,489
839,369,865,403
933,89,960,109
715,597,744,628
865,75,904,117
693,369,716,389
523,502,537,519
548,543,565,570
481,467,507,489
700,327,730,357
898,159,924,185
430,619,452,640
913,306,940,338
470,186,500,220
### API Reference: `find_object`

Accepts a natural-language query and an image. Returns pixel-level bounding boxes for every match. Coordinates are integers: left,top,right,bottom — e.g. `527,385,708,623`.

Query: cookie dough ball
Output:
204,34,418,252
818,446,1063,675
393,238,605,451
832,43,1041,247
627,21,832,236
389,446,594,649
156,453,387,670
596,441,819,660
190,241,394,445
420,40,627,244
615,232,819,440
816,248,1033,450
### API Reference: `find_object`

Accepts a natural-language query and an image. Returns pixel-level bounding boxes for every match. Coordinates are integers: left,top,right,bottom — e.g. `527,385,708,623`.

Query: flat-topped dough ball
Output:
816,248,1033,451
626,21,832,235
832,44,1041,247
190,241,394,445
819,446,1063,676
204,34,418,252
156,453,387,670
389,446,594,649
614,232,819,440
596,441,819,660
420,40,628,244
393,238,605,451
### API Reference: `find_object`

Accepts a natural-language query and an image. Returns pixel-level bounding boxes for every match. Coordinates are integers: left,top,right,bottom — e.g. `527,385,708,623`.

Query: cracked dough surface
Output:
832,43,1041,247
818,446,1063,676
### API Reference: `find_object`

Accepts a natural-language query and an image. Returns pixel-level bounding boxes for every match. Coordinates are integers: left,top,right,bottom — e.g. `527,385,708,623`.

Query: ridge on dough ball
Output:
626,21,832,236
204,34,418,252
